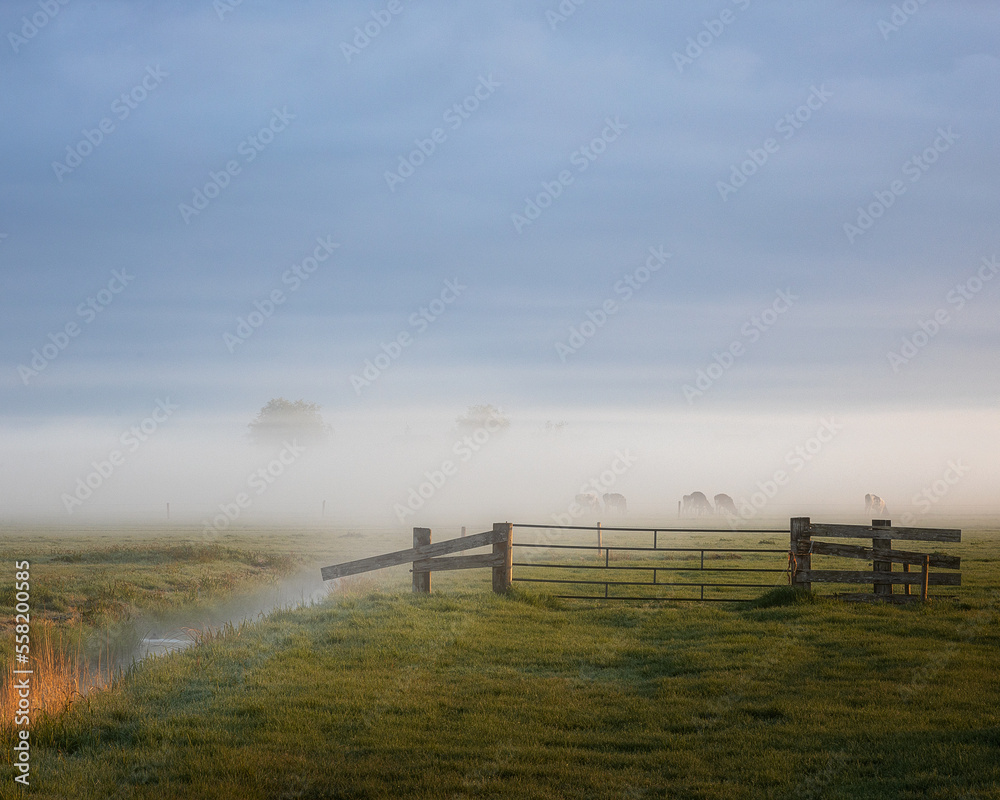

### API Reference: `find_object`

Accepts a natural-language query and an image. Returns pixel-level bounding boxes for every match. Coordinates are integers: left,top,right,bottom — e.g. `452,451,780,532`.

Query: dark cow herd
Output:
678,492,735,517
571,490,889,518
574,492,627,515
676,491,889,518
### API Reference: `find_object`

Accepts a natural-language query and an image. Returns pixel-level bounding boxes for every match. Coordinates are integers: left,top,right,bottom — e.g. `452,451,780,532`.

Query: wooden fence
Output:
319,517,962,604
320,523,513,594
320,521,787,601
789,517,961,602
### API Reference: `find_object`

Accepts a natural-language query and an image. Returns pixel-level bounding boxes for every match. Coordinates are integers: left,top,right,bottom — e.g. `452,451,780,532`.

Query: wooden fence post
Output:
492,522,513,594
790,517,811,591
597,521,603,559
872,519,892,597
413,527,431,594
921,555,930,601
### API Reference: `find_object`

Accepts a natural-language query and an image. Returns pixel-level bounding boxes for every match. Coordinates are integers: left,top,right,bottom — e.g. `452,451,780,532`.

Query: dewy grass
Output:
19,585,1000,799
0,535,305,630
2,523,998,798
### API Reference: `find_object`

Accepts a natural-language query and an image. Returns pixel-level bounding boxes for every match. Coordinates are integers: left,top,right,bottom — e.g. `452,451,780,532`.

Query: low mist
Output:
2,405,996,531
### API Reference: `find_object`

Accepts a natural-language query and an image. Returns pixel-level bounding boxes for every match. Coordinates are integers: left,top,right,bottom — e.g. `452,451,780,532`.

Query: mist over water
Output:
132,565,332,661
2,405,995,530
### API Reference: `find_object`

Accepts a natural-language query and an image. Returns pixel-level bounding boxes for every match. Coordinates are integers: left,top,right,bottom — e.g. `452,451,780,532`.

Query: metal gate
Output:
511,523,789,601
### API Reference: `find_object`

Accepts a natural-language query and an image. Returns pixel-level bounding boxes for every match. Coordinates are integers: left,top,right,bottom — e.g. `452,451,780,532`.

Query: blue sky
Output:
1,1,998,523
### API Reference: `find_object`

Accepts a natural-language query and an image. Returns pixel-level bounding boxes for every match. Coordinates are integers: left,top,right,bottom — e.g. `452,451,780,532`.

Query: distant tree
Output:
248,398,332,447
455,404,510,434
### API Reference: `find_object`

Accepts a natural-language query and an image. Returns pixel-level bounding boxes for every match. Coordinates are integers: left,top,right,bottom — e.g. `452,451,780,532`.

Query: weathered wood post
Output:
790,517,811,591
492,522,513,594
413,527,431,594
921,554,930,602
872,519,892,597
597,521,603,559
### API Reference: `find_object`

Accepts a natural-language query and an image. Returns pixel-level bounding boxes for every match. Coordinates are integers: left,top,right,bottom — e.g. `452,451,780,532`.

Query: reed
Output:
0,620,122,733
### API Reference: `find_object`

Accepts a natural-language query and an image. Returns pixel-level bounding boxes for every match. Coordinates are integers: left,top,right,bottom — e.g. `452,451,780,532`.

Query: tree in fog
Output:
248,398,332,446
455,404,510,434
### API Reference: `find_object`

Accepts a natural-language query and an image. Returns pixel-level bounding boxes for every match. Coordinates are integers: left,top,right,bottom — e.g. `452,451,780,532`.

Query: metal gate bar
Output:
516,577,778,589
512,562,786,573
509,523,789,602
511,523,787,532
514,542,783,551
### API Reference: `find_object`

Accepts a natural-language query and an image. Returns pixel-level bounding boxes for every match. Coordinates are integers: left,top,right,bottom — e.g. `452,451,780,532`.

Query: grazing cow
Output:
714,493,737,516
681,491,714,517
574,492,601,514
865,493,888,517
602,493,627,515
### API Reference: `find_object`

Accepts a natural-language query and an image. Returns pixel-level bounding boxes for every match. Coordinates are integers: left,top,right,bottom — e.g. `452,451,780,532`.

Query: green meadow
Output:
1,520,998,799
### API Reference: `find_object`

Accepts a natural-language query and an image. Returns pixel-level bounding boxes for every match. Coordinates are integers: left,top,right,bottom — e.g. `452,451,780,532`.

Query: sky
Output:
1,0,998,528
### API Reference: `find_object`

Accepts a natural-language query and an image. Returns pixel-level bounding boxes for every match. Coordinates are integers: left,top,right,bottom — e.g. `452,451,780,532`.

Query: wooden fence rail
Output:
321,523,513,594
790,516,961,602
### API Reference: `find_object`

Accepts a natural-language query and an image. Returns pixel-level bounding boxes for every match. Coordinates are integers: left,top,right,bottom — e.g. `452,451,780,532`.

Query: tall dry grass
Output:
0,621,121,731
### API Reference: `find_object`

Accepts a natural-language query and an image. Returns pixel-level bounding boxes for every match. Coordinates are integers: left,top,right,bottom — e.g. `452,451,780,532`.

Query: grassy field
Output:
1,520,998,798
0,527,307,630
0,527,309,730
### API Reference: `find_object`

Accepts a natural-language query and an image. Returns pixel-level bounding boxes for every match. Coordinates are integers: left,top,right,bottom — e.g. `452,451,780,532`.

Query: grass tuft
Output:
745,585,818,609
505,586,564,609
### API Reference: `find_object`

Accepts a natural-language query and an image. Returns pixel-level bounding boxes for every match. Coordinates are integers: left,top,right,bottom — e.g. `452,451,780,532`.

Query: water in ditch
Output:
131,566,330,661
